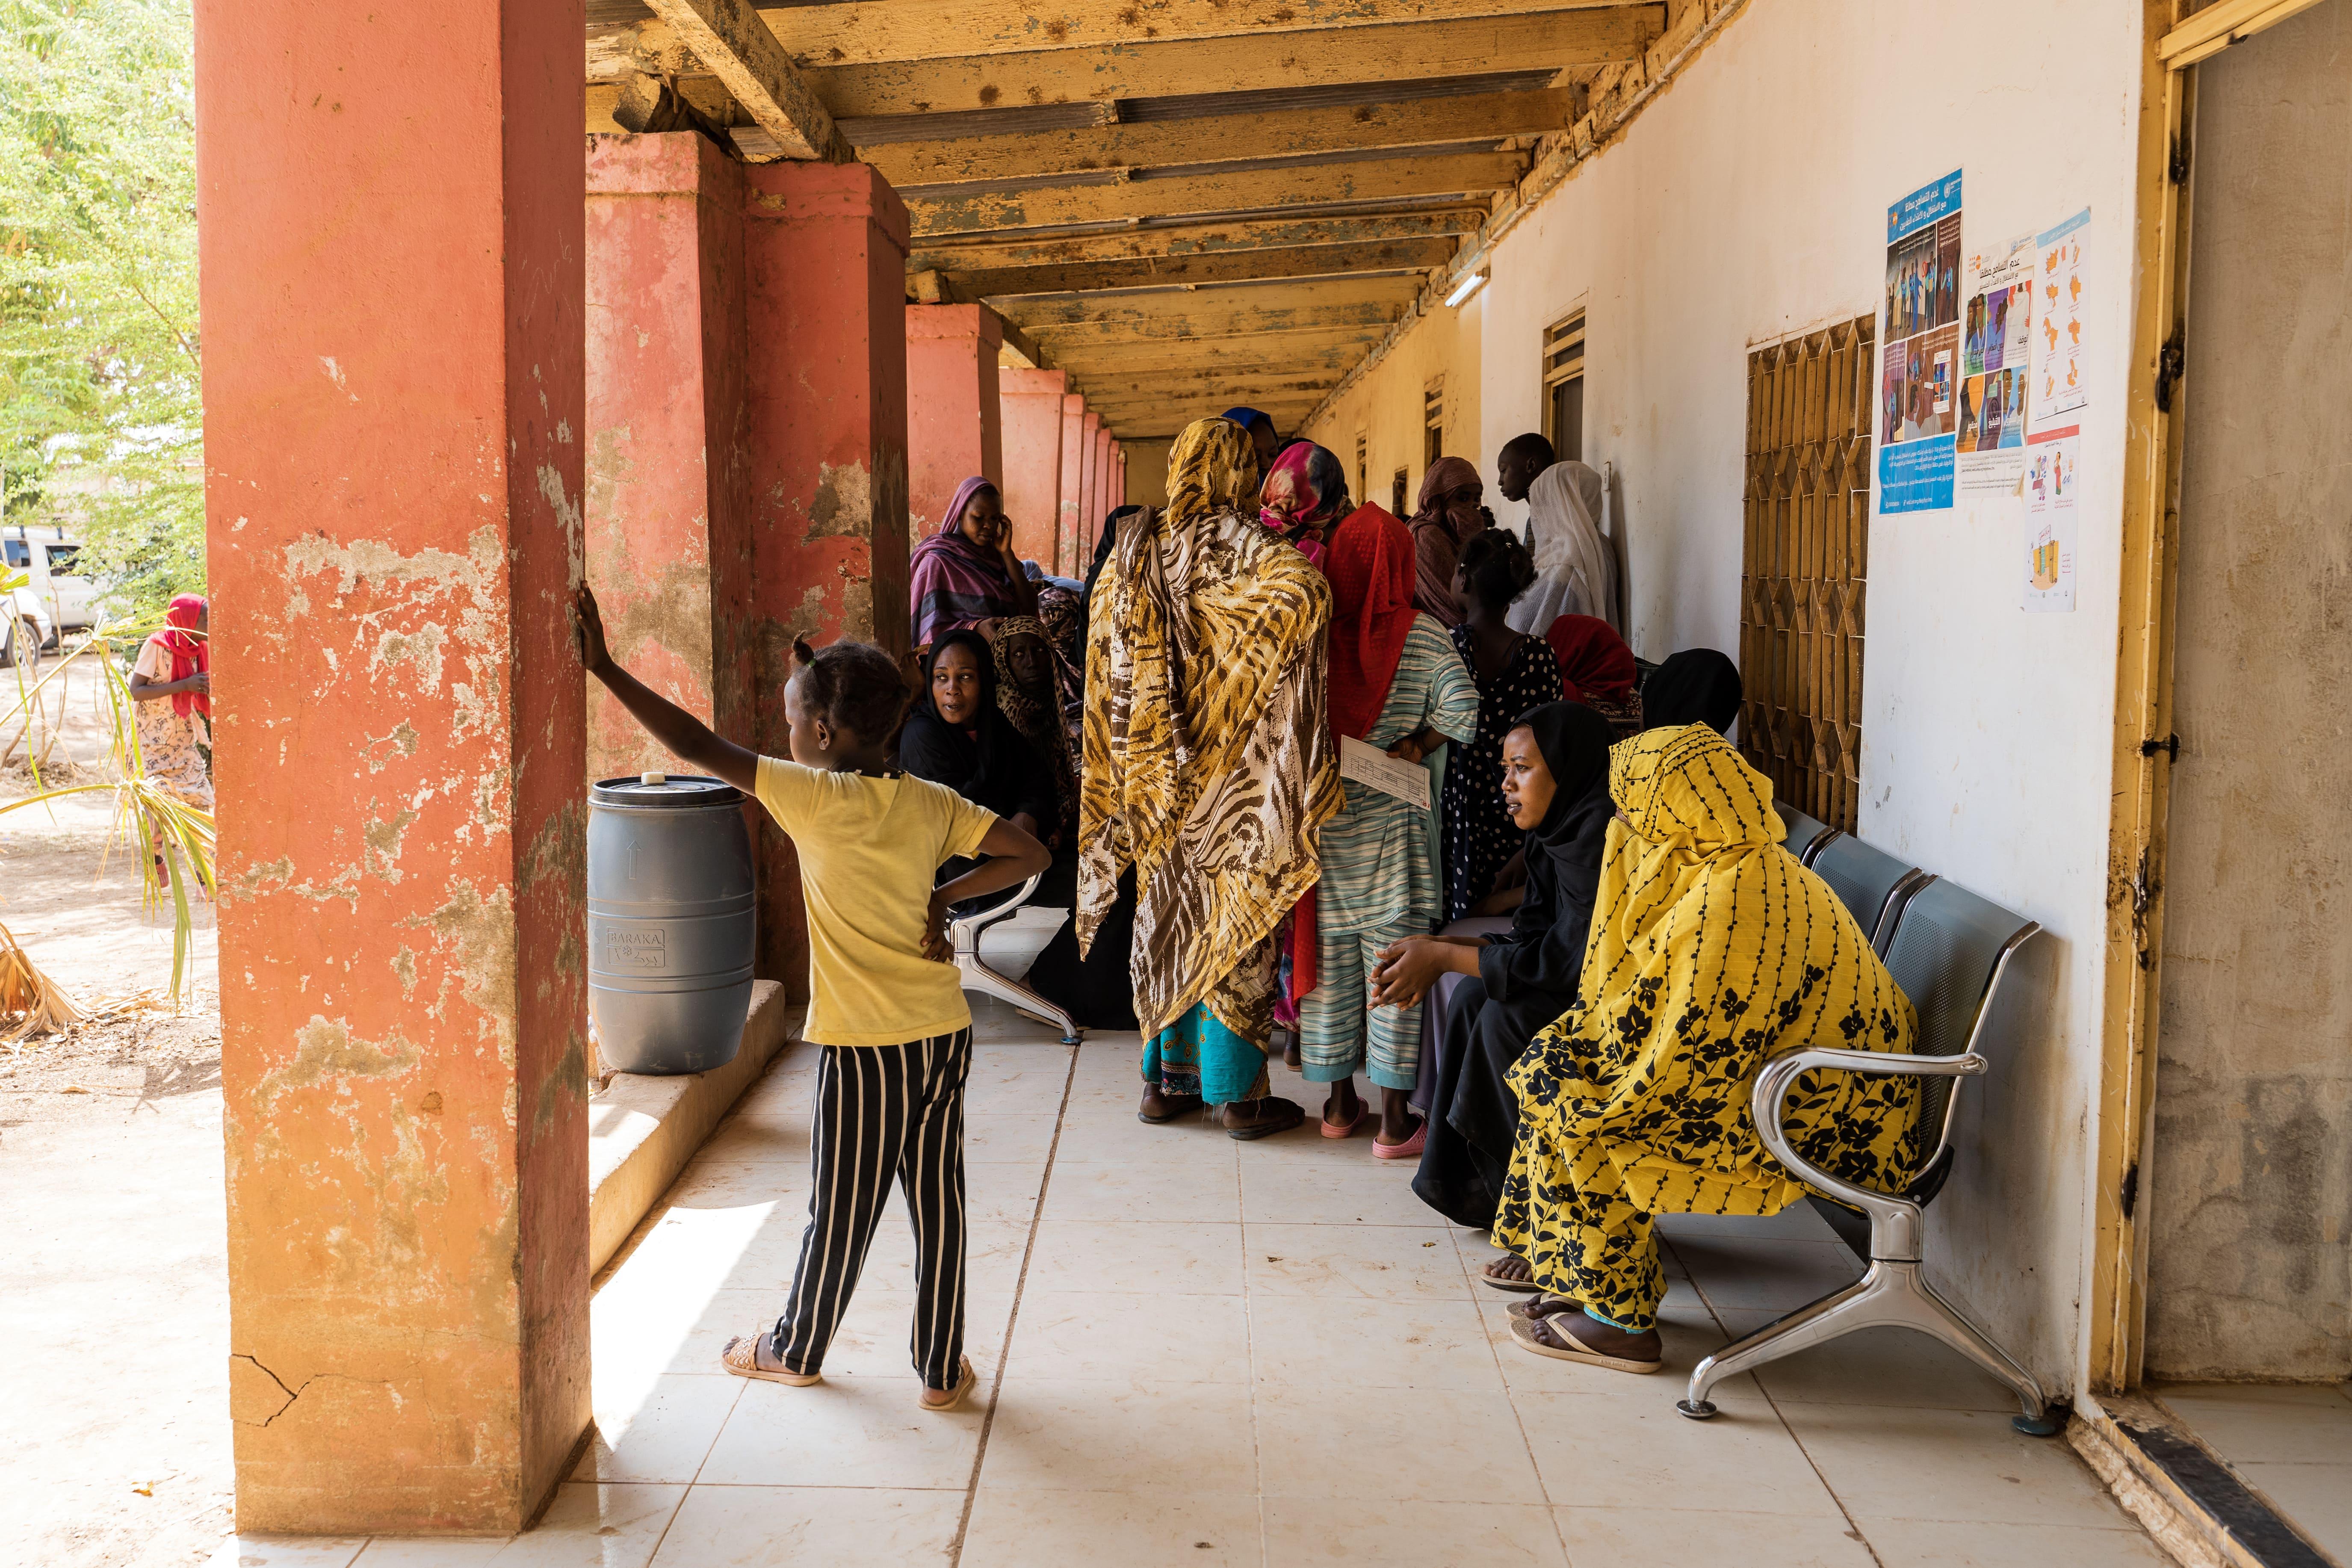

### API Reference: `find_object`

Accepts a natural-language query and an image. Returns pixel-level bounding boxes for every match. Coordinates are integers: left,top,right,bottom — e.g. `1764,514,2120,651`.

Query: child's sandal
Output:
721,1331,820,1386
919,1355,977,1413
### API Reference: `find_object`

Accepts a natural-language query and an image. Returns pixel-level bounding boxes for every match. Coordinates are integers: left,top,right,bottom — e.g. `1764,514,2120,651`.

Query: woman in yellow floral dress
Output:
1494,723,1922,1373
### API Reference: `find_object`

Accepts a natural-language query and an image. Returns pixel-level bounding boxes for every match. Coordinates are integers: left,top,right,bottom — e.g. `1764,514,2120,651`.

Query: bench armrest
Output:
1751,1049,1985,1262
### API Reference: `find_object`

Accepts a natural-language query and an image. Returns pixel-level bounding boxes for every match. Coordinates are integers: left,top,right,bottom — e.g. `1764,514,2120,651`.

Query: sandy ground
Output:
1,659,231,1568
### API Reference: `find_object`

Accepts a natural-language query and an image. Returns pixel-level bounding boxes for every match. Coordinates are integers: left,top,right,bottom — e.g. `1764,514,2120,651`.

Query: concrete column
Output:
1057,393,1088,578
196,0,589,1534
905,304,1002,541
1092,425,1115,559
584,133,755,786
1074,412,1102,579
740,161,911,989
999,368,1067,570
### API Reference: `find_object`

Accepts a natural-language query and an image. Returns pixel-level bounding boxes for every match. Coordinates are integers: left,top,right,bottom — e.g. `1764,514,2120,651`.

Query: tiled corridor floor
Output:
2153,1382,2352,1562
217,999,2169,1568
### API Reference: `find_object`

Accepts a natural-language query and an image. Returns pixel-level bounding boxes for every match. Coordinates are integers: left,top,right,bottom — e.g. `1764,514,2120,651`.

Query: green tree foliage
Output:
0,0,201,617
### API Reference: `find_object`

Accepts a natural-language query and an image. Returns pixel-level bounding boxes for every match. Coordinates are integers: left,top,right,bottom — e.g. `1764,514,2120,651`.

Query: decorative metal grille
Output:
1740,315,1873,832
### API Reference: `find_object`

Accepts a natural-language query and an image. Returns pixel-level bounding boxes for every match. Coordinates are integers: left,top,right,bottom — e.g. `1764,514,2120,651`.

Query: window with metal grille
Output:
1392,467,1409,517
1423,378,1444,470
1740,314,1874,833
1355,434,1368,510
1542,308,1586,464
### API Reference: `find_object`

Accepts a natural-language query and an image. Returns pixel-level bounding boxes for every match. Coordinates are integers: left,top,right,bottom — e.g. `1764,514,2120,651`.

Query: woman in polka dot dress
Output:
1442,529,1564,921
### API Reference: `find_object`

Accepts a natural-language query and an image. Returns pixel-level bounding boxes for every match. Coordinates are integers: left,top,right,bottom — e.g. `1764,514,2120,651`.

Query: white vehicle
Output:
1,574,53,673
1,525,99,643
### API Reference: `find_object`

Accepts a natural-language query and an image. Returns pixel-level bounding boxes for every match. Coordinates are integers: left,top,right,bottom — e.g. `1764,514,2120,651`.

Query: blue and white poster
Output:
1877,168,1963,514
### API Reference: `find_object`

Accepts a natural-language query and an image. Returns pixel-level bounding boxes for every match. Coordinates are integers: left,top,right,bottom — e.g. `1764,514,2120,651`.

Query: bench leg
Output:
1679,1259,2059,1435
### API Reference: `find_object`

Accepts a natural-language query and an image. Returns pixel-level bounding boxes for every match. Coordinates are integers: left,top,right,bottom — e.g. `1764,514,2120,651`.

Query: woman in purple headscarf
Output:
908,476,1037,652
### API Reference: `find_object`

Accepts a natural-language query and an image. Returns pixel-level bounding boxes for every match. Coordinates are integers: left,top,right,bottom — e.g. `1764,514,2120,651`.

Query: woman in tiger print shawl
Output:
1078,416,1344,1134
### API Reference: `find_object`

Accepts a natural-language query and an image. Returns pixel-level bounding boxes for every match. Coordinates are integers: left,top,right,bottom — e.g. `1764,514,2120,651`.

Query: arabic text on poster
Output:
1877,169,1963,515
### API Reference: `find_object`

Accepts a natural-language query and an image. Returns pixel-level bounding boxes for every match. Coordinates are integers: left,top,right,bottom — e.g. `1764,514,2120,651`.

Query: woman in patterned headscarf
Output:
1079,416,1342,1138
991,612,1078,844
1494,724,1922,1374
1406,455,1489,626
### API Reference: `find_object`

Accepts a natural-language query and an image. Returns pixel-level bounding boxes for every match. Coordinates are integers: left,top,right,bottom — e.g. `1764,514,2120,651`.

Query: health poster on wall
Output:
2023,428,2078,611
1877,169,1963,514
1955,231,2034,500
2030,208,2090,434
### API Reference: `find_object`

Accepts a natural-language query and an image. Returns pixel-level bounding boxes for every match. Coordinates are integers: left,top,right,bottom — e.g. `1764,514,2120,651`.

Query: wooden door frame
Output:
2089,0,2326,1397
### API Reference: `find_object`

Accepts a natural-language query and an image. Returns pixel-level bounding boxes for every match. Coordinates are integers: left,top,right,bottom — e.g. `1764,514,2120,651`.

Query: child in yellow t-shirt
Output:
577,586,1048,1412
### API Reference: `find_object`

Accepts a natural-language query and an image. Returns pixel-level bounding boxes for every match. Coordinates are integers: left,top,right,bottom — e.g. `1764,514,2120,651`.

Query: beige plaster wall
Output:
2144,0,2352,1382
1303,289,1483,520
1122,434,1173,512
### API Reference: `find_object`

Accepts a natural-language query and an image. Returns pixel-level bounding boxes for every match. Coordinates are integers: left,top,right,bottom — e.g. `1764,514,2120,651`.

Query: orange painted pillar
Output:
1056,393,1088,578
196,0,589,1534
999,367,1067,570
1075,411,1102,578
905,304,1002,542
1092,424,1115,555
740,161,910,989
584,132,755,786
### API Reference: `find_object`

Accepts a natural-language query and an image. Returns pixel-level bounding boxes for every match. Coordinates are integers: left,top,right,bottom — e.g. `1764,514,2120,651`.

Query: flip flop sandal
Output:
1507,1311,1664,1375
1371,1119,1426,1159
1226,1097,1306,1141
919,1355,978,1413
721,1332,820,1386
1320,1103,1370,1139
1507,1292,1588,1322
1137,1092,1205,1125
1479,1259,1545,1293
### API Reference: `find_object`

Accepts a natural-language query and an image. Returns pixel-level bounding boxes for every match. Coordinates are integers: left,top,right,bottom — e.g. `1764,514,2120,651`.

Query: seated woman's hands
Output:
1370,934,1483,1008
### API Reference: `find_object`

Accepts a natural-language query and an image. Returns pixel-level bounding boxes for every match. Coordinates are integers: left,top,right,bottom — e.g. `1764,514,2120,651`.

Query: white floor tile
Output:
959,1488,1259,1568
1003,1289,1252,1382
1852,1517,2172,1566
960,1114,1060,1163
1556,1504,1879,1568
1717,1310,2024,1414
1255,1385,1545,1503
1515,1388,1844,1517
696,1376,985,1490
1238,1161,1440,1226
1265,1499,1569,1565
1243,1223,1467,1300
976,1378,1256,1494
1778,1402,2132,1528
2156,1382,2352,1465
646,1485,963,1567
2231,1463,2352,1561
206,1541,366,1568
1250,1294,1504,1392
1670,1236,1864,1312
352,1484,684,1566
1023,1219,1246,1296
571,1374,743,1484
1042,1158,1241,1225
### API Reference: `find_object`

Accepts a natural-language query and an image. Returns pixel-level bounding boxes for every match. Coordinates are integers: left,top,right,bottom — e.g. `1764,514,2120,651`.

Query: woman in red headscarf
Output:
1542,613,1642,736
1297,499,1479,1157
129,594,213,811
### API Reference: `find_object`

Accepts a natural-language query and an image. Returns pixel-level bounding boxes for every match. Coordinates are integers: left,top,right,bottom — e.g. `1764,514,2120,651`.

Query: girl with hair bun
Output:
1439,529,1564,921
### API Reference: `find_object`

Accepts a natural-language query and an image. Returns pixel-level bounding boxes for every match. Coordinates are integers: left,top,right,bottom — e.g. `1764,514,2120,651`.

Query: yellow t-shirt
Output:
754,756,997,1047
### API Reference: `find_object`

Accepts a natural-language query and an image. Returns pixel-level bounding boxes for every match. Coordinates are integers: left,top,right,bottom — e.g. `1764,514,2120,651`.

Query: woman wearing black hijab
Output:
901,629,1059,882
1370,702,1617,1240
1640,648,1743,734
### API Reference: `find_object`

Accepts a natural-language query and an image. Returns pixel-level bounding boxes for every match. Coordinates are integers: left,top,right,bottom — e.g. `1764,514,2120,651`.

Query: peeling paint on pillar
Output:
999,367,1067,570
197,0,591,1533
741,162,912,993
905,304,1005,543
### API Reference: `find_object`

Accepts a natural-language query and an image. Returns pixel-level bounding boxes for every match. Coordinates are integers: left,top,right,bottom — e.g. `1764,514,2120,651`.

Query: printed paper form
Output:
1339,735,1431,809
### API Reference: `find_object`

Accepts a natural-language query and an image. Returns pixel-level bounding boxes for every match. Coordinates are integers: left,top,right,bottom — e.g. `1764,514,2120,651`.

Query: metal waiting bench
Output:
945,873,1081,1045
1677,829,2063,1437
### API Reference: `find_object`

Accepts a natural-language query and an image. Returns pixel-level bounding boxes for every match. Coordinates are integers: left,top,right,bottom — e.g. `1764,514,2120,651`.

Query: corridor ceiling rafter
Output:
582,0,1714,440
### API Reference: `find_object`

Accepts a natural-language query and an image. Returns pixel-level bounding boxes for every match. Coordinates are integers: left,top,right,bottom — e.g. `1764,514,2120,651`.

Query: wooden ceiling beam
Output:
949,237,1456,299
908,150,1525,236
1025,302,1407,346
907,209,1482,273
641,0,848,160
1004,273,1421,328
645,9,1663,115
862,89,1577,186
1049,335,1383,376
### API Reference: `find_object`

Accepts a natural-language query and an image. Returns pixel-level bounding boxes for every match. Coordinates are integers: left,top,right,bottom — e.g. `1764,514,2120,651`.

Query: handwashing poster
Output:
1956,231,2034,500
2023,431,2078,611
1876,169,1963,515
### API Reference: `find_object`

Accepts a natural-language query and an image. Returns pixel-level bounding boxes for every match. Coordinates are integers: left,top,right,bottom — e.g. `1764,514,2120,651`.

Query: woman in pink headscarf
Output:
129,594,213,810
1406,456,1490,626
907,476,1037,652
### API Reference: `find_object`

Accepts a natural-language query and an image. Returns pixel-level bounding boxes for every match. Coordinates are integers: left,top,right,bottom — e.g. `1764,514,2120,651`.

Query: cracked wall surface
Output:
198,0,591,1531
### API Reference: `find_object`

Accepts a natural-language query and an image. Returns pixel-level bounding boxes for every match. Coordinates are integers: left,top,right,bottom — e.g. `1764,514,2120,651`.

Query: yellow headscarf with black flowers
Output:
1509,723,1923,1219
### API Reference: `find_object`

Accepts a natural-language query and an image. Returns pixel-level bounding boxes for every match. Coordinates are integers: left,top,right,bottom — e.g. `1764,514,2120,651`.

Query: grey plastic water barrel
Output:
587,773,755,1076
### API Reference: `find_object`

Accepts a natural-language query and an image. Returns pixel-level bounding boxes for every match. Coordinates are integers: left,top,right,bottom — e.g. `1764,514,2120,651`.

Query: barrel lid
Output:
590,774,745,808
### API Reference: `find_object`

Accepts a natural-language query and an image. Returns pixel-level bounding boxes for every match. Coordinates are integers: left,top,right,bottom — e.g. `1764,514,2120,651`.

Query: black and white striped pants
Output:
771,1026,971,1388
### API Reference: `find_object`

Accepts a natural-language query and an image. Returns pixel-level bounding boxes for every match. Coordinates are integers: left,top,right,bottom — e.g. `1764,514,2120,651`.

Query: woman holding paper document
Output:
1298,507,1479,1155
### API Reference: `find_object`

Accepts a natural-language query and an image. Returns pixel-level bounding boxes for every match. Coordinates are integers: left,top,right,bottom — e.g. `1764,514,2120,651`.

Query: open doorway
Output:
2139,0,2352,1553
